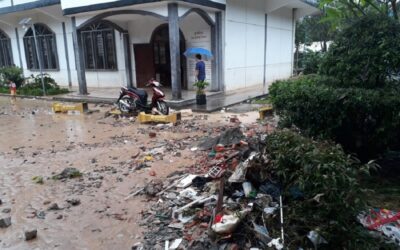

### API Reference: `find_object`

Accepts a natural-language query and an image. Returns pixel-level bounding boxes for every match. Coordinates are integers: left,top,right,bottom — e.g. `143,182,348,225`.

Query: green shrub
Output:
263,130,383,248
15,74,69,96
0,66,25,88
299,49,325,75
269,75,400,159
319,14,400,88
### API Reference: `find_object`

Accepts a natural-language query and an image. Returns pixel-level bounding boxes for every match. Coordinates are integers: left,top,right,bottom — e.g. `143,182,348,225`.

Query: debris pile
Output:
133,127,294,249
131,121,397,249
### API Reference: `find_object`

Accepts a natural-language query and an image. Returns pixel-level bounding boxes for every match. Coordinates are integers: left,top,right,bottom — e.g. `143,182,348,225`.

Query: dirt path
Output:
0,97,258,250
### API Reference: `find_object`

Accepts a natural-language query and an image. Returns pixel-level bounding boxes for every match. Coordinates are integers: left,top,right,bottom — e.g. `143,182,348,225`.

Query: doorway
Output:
134,24,186,88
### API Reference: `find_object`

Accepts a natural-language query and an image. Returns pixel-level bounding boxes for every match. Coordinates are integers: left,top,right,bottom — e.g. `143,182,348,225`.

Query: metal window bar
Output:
24,32,58,70
81,27,116,70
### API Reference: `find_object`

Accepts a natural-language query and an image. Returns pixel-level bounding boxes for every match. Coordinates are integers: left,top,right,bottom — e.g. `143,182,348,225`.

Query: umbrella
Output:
184,48,213,60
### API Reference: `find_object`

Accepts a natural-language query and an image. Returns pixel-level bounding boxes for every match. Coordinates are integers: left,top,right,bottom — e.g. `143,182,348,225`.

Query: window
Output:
80,22,117,70
23,24,58,70
0,30,13,67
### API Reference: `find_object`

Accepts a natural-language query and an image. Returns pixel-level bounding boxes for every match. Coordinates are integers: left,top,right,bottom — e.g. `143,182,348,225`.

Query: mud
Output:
0,97,260,250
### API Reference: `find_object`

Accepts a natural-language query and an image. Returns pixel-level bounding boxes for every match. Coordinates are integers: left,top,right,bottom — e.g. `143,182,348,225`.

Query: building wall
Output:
180,12,212,91
224,0,295,91
265,7,294,86
15,14,75,87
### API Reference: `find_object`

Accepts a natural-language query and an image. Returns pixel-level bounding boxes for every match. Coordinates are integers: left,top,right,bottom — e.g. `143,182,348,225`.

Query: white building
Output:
0,0,317,100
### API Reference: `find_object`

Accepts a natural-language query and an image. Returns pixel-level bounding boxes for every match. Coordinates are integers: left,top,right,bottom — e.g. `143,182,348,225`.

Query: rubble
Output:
24,228,37,241
0,216,11,228
53,168,82,180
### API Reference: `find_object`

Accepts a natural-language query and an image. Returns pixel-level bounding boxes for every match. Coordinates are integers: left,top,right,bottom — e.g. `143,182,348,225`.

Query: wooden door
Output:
134,44,155,87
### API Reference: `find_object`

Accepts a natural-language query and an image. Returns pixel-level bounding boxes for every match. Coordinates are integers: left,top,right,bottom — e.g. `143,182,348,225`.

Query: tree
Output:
319,14,400,88
320,0,400,28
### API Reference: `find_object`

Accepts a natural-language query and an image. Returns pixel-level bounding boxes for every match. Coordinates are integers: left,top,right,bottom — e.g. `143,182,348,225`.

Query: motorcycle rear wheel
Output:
157,101,169,115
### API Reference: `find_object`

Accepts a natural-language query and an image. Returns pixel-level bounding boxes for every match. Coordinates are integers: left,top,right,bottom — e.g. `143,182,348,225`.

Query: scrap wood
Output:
172,196,217,219
124,188,145,200
156,174,189,196
216,179,224,214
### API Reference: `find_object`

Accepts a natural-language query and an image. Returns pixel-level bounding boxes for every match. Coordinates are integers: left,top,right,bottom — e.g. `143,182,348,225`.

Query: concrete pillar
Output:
62,22,72,87
123,33,133,88
168,3,182,100
211,12,223,92
71,16,88,95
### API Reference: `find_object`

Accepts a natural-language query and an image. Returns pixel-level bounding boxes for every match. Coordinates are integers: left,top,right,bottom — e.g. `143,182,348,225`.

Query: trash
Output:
229,152,258,183
179,188,198,200
172,195,216,219
212,213,242,234
0,216,11,228
253,223,272,245
242,182,257,198
169,238,183,249
215,144,225,152
53,168,82,180
144,180,164,196
66,198,81,206
358,208,400,245
198,127,245,150
307,230,328,247
24,228,37,241
149,132,157,138
264,206,278,215
176,174,198,188
191,176,211,189
267,238,284,250
32,176,44,184
190,147,198,151
259,182,281,200
207,166,225,179
144,155,154,162
212,210,249,234
149,170,156,176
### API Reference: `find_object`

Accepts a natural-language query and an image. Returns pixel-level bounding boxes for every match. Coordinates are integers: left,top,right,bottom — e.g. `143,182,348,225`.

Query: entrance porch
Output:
71,2,223,100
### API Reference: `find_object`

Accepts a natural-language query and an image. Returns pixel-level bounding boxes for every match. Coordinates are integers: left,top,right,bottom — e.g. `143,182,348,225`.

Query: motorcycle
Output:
116,79,169,115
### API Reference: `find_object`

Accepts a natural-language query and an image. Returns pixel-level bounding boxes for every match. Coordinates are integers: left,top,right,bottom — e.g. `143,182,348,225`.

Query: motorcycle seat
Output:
129,87,148,104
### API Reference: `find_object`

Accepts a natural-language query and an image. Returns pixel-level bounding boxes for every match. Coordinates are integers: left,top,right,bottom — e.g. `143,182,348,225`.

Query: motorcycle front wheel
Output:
118,96,135,114
156,101,169,115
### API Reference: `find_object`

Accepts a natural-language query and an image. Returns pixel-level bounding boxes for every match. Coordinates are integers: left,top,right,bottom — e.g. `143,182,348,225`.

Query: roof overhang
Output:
62,0,225,16
0,0,60,15
266,0,320,18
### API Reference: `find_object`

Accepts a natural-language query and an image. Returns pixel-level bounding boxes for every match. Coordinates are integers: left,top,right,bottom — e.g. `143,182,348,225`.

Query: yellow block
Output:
259,105,273,120
52,102,88,113
138,112,181,124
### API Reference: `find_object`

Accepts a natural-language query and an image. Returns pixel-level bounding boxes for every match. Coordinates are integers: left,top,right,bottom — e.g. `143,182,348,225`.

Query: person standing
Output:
9,79,16,96
195,54,206,82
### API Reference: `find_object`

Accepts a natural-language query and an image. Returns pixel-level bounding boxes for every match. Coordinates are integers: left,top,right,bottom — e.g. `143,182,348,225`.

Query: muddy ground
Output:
0,97,260,250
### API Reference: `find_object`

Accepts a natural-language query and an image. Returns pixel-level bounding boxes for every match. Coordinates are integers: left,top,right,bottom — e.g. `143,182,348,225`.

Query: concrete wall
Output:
224,0,266,91
180,12,212,90
265,7,294,86
224,0,295,91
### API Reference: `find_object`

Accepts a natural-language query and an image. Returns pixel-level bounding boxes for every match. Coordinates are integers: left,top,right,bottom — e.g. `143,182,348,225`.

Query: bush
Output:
263,130,383,248
18,74,69,96
319,14,400,88
297,49,325,75
0,66,25,88
269,75,400,159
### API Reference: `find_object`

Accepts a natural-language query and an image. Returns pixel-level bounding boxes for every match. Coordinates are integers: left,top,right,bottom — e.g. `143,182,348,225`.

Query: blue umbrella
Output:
184,48,213,60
